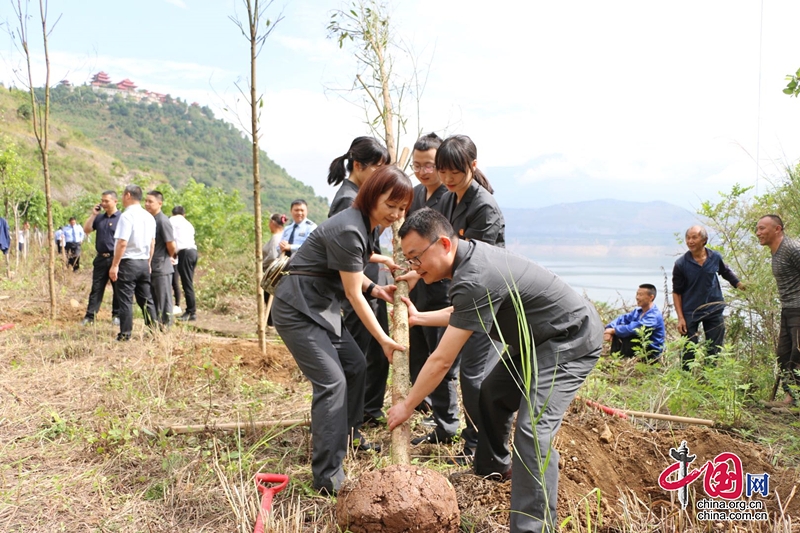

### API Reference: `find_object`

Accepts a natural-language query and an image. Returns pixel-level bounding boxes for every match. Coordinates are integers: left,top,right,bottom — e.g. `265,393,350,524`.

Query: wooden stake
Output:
158,418,309,435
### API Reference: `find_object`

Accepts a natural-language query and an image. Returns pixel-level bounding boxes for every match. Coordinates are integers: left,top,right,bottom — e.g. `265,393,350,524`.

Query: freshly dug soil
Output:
335,464,460,533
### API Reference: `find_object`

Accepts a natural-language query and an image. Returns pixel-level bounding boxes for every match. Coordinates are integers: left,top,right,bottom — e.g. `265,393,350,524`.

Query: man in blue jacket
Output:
604,283,665,360
672,225,744,369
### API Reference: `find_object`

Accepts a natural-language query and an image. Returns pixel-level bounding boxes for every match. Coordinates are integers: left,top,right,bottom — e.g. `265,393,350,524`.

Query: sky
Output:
2,0,800,213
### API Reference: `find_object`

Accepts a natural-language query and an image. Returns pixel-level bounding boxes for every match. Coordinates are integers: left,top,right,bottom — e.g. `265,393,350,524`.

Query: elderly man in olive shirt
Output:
757,214,800,408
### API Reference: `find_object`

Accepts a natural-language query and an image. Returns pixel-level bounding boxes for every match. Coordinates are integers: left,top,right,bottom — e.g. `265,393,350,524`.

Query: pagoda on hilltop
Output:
91,71,111,86
116,79,137,91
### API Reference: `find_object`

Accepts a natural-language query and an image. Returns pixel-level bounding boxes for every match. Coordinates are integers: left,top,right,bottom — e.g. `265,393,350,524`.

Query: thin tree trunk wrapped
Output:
390,218,410,465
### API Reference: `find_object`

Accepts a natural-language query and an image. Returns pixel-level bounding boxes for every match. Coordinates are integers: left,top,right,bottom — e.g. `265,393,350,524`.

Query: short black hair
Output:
413,132,443,152
101,190,117,200
146,190,164,203
290,199,307,208
399,207,457,241
759,214,784,230
172,205,185,216
639,283,657,298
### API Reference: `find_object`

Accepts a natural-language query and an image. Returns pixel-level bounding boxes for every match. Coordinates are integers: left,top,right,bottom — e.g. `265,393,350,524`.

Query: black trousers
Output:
681,311,725,370
116,259,157,335
84,254,119,320
610,332,660,361
177,249,198,315
343,296,389,420
65,242,81,271
172,270,181,307
777,307,800,399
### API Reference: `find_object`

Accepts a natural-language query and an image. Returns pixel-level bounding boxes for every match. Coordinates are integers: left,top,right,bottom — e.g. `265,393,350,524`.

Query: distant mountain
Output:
503,199,699,257
0,84,330,220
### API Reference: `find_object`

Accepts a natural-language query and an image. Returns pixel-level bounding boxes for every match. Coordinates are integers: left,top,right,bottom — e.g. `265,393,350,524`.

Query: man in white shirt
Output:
170,205,198,321
109,185,157,341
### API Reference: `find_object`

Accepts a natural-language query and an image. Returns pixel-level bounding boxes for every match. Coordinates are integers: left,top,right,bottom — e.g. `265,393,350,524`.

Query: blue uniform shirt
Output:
63,224,85,243
279,218,317,255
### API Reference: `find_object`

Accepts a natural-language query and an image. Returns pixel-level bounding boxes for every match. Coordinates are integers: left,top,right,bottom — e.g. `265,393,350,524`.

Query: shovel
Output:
252,473,289,533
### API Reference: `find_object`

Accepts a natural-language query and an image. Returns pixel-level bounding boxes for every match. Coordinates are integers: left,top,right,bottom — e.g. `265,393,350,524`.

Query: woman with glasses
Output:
272,166,411,495
404,134,506,465
406,133,462,448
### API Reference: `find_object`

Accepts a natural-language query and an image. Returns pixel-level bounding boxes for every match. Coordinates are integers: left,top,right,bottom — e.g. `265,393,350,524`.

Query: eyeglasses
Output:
411,163,436,173
404,238,438,267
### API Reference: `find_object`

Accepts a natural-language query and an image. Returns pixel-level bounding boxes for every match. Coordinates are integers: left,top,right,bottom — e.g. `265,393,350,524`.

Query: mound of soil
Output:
450,404,799,529
336,464,460,533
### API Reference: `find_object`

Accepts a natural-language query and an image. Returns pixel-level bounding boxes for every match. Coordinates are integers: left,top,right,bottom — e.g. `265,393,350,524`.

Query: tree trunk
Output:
390,217,410,465
248,0,267,355
374,38,396,161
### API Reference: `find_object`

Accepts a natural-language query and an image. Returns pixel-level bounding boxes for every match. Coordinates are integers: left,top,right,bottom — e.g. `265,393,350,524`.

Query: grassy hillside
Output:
0,84,329,220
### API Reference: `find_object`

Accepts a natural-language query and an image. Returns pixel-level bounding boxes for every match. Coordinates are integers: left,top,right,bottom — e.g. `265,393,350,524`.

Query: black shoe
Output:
362,413,384,429
414,401,432,414
411,431,454,446
480,468,512,482
352,438,381,453
316,486,338,497
450,447,475,467
81,318,94,326
178,313,196,322
116,333,131,342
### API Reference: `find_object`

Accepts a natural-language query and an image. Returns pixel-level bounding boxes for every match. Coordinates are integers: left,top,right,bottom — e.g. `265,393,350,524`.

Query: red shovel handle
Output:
252,473,289,533
583,398,629,419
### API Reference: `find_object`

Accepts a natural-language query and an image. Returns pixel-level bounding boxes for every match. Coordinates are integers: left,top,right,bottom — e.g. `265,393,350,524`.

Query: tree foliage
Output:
328,0,403,160
699,165,800,372
0,137,37,219
784,67,800,97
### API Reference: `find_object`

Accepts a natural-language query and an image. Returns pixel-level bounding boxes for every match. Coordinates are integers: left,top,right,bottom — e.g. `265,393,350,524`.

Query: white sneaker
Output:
173,305,182,315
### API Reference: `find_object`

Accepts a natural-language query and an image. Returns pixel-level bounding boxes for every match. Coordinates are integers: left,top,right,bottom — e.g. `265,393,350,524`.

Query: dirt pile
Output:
449,404,799,530
335,464,460,533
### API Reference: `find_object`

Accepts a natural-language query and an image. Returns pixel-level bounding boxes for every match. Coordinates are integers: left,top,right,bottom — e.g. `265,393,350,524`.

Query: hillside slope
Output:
0,85,329,219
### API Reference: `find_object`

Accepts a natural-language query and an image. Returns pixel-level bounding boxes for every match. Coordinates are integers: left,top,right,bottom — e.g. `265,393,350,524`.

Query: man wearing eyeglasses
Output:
389,207,602,533
406,133,461,448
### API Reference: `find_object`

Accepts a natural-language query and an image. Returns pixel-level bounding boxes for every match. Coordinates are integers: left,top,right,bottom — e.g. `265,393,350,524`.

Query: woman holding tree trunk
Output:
272,166,412,495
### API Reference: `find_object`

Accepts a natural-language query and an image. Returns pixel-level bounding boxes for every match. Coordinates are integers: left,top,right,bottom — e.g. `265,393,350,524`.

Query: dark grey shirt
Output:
328,180,360,218
151,211,175,275
328,178,384,284
438,179,505,247
274,208,372,334
772,237,800,309
409,183,450,311
449,239,603,368
409,183,448,215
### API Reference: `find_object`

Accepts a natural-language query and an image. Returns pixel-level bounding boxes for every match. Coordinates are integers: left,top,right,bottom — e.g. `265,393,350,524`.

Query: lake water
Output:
526,255,678,305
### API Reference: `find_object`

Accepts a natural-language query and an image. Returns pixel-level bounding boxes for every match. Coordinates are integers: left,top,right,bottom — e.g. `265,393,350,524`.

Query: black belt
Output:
286,270,336,279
